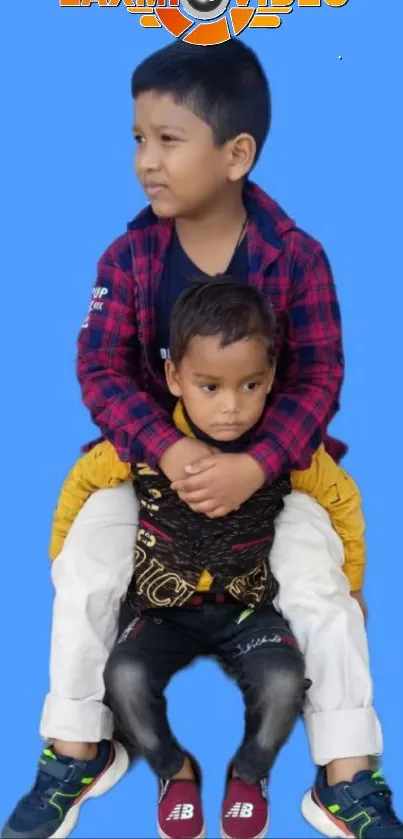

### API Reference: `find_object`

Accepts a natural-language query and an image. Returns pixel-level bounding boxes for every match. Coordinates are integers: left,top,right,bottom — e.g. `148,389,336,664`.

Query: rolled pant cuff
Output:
305,706,383,766
40,694,114,743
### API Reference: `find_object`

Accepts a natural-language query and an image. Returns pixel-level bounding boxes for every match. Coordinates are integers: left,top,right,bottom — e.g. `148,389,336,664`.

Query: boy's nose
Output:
137,145,162,175
221,394,240,414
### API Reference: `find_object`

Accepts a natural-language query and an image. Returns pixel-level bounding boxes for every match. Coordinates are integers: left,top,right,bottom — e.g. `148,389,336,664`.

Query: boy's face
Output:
133,92,250,218
165,335,274,442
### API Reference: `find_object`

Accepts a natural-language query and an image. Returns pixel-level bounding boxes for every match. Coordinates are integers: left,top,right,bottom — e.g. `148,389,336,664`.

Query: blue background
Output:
1,1,402,836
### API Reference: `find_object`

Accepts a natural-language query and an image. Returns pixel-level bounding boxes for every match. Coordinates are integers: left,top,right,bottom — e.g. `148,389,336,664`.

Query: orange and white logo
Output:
60,0,349,46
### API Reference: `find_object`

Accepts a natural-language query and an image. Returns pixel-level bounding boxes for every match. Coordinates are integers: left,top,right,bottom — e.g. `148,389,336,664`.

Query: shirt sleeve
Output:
76,250,182,468
49,441,132,561
291,446,366,592
248,246,344,482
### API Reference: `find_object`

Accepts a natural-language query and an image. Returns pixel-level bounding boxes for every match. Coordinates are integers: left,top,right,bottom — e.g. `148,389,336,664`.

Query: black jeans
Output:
104,599,307,784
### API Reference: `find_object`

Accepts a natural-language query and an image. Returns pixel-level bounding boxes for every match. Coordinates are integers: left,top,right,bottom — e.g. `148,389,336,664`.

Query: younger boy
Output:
105,280,309,839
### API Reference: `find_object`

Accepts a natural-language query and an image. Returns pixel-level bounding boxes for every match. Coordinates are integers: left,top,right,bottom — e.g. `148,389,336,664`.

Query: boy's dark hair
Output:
169,278,276,366
131,40,270,165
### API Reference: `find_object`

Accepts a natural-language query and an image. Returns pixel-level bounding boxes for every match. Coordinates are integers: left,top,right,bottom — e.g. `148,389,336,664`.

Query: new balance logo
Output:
225,802,254,818
166,804,194,821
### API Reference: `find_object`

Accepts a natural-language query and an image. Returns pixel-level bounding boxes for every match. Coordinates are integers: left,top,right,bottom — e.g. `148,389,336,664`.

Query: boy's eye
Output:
133,133,145,145
161,133,179,144
201,384,218,393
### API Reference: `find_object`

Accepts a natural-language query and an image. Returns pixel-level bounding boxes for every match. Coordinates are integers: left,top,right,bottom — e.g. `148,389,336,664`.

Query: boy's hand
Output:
171,453,265,518
351,590,368,623
159,438,216,482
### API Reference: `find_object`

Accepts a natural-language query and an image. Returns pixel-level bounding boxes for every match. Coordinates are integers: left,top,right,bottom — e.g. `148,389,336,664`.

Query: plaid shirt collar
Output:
126,179,294,274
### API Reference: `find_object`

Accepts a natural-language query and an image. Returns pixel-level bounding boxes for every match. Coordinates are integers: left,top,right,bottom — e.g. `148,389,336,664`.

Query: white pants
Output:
40,485,383,765
270,491,382,765
40,483,139,743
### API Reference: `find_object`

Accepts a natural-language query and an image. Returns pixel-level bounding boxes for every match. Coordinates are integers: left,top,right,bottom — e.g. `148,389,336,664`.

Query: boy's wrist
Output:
243,452,266,489
159,437,214,482
140,424,182,470
247,439,285,485
239,453,266,492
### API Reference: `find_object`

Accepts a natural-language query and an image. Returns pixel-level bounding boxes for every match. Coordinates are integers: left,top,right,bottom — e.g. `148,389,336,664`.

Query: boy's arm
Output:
50,440,131,560
291,446,366,592
248,246,344,483
77,246,182,470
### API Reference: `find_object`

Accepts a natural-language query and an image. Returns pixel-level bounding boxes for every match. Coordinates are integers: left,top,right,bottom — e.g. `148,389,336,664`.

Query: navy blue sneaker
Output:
302,767,403,838
2,740,129,839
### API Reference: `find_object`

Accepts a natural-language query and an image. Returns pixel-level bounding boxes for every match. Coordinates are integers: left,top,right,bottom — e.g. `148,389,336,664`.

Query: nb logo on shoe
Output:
226,803,254,818
167,804,194,820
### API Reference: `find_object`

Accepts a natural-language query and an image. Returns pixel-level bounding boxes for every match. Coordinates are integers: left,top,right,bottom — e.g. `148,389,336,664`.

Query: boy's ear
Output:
227,133,256,182
165,359,182,397
266,363,276,394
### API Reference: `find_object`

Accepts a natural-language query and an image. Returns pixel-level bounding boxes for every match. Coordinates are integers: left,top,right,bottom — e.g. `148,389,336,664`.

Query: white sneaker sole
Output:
157,822,206,839
50,740,129,839
301,791,354,838
219,815,269,839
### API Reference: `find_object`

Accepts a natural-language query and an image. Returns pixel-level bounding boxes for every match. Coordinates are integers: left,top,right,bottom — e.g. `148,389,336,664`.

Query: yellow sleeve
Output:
49,441,132,561
291,445,366,591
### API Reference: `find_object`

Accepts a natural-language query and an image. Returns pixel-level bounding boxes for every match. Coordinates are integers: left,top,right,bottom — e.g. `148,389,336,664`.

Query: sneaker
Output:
220,770,269,839
302,767,403,838
2,740,129,839
157,761,205,839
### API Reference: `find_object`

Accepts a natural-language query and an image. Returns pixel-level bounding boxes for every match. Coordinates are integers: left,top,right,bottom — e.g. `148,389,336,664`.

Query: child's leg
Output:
220,605,306,782
40,481,139,750
269,490,382,774
104,609,203,777
269,494,403,837
104,608,206,839
216,603,306,839
2,483,139,839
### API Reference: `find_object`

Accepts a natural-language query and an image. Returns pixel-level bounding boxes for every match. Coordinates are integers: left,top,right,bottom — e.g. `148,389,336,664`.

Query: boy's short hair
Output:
169,278,276,366
131,41,270,165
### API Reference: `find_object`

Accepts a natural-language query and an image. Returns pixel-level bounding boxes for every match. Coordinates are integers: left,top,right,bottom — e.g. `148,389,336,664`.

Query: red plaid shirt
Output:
77,182,346,482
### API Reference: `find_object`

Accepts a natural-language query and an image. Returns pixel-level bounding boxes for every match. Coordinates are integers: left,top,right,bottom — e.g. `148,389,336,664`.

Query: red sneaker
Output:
220,773,269,839
157,766,205,839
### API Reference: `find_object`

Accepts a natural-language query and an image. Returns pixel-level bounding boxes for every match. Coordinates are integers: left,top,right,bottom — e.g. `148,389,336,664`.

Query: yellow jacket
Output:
50,403,365,592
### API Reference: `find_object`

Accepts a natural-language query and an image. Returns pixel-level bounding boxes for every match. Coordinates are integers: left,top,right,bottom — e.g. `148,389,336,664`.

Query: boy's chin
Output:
150,203,174,218
149,195,201,220
148,196,179,219
208,427,245,442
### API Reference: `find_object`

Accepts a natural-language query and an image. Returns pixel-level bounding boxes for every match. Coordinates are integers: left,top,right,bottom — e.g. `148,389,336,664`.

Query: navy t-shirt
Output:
156,229,248,372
